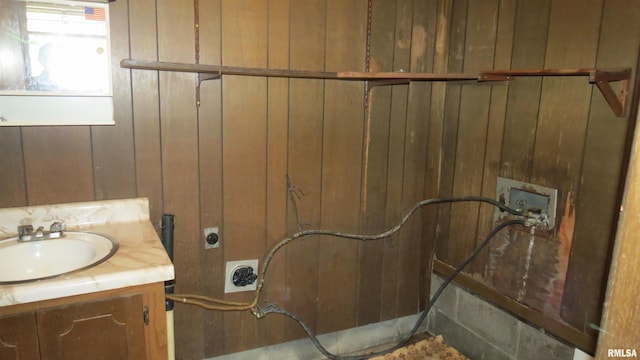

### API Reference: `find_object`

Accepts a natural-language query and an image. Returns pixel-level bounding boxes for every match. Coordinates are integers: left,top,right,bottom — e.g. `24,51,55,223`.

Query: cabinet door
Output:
37,294,147,360
0,311,40,360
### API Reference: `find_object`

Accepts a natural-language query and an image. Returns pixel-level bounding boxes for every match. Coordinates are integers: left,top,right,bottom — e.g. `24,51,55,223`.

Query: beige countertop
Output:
0,198,174,306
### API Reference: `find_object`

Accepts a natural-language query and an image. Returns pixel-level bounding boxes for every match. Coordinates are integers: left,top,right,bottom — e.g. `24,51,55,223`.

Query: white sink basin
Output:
0,232,118,284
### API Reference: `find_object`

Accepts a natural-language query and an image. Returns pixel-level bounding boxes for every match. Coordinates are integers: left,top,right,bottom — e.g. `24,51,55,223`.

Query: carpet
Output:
367,335,468,360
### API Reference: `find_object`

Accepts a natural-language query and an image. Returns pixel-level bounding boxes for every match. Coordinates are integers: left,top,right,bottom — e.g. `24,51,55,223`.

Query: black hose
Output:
259,196,522,286
167,196,528,358
262,218,526,360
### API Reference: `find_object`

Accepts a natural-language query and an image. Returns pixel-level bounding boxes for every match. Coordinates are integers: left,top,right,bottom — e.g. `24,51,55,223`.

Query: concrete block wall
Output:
427,273,580,360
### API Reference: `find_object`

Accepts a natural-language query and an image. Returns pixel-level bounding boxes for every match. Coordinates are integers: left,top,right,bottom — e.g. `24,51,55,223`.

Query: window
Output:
25,2,110,94
0,0,113,126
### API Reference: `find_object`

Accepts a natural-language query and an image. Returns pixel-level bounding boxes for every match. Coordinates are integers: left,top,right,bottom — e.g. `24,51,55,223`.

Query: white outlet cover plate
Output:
224,259,259,293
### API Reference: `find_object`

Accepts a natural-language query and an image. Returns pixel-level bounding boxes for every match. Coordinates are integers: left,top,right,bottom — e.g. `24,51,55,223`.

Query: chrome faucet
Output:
18,224,34,241
17,221,66,241
49,221,66,238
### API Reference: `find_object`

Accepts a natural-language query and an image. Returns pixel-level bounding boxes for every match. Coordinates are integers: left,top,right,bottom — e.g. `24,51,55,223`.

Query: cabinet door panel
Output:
37,294,147,360
0,311,40,360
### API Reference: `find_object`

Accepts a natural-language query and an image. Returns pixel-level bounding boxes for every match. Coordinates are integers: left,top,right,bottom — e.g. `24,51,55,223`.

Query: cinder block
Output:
430,273,459,319
429,310,514,360
456,288,520,355
516,322,574,360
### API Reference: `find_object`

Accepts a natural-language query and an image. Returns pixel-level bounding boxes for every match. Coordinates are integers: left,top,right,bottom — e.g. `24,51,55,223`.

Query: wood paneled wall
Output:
0,0,438,358
1,0,638,358
428,0,640,352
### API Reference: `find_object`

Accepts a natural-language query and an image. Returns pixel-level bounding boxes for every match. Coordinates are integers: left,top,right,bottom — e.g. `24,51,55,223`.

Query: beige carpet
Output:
367,335,468,360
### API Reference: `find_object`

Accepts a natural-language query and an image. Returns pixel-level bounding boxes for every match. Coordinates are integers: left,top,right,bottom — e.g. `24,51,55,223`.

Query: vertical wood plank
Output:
221,0,268,353
562,0,640,334
264,0,290,346
317,0,366,334
396,0,436,317
423,0,452,308
0,128,27,207
356,0,395,327
128,0,163,222
91,0,136,201
447,0,499,274
380,0,410,323
22,127,94,205
156,0,202,358
285,0,326,339
198,0,225,357
435,0,467,263
499,0,551,182
475,0,516,276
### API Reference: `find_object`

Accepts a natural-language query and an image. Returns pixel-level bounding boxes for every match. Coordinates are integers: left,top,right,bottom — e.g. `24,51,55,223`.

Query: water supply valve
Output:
524,211,550,229
496,177,558,230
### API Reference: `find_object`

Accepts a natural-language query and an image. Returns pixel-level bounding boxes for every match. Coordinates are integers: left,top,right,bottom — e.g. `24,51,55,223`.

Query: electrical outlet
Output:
224,259,259,293
203,227,219,249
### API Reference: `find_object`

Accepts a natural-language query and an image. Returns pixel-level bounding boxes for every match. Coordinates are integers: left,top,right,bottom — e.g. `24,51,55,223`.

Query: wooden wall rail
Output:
120,59,630,116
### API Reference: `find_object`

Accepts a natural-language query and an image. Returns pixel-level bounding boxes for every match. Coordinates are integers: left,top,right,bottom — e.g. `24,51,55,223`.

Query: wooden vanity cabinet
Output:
37,293,147,360
0,311,40,360
0,282,168,360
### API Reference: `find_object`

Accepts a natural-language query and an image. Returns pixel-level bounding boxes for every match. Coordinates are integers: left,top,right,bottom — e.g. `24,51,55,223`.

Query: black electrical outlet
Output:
206,232,219,245
204,227,220,249
232,266,258,287
225,259,259,293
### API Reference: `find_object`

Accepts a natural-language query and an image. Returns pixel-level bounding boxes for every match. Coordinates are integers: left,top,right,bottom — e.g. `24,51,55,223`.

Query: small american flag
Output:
84,7,105,21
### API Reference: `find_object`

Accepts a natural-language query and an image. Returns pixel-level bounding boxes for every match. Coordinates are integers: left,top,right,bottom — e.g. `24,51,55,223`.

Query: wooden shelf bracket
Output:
479,68,632,117
590,68,631,117
120,59,631,117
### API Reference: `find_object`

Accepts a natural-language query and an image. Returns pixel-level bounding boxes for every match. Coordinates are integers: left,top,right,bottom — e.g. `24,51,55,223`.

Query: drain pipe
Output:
161,214,176,360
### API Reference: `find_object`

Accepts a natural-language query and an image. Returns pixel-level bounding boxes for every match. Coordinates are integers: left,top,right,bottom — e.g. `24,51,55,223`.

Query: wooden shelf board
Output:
120,59,631,117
